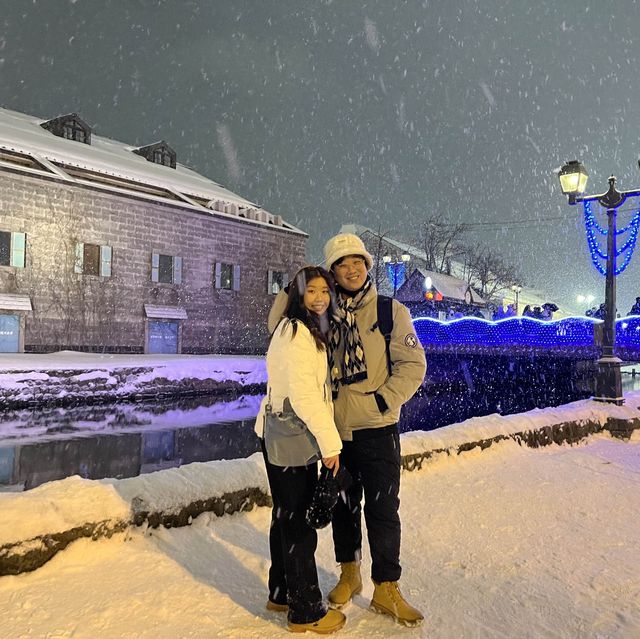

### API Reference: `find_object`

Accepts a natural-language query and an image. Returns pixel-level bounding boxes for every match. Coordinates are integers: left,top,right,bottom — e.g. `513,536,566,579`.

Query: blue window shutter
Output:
283,272,289,288
173,256,182,284
151,252,159,282
267,269,273,294
10,232,26,268
100,245,112,277
75,243,84,273
232,264,241,291
214,262,222,289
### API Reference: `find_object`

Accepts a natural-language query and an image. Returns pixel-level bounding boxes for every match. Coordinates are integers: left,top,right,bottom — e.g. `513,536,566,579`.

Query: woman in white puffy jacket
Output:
255,265,346,634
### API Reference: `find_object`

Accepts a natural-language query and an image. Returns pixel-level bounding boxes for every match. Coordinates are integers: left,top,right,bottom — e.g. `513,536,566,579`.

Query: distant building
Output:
0,107,305,354
396,267,485,308
340,223,484,308
340,223,567,318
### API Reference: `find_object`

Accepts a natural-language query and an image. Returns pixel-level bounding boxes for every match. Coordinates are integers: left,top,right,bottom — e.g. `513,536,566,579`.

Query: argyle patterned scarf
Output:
327,277,372,392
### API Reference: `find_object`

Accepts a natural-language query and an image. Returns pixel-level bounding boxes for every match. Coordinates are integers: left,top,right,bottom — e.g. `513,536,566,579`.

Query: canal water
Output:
1,366,638,492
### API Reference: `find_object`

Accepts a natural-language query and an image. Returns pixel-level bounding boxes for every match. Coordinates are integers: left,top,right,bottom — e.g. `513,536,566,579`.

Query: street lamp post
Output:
382,253,411,297
511,284,522,312
557,160,640,405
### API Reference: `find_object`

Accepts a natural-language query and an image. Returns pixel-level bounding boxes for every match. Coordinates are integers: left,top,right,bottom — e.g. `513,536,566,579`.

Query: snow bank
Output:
0,476,130,547
112,454,268,517
0,455,269,576
401,391,640,460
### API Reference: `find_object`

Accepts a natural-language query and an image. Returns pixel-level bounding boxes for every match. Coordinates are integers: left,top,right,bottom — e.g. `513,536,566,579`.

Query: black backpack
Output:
376,295,394,376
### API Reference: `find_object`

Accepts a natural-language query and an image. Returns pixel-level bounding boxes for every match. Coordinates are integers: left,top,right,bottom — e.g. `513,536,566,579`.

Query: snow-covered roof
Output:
406,267,486,304
144,305,188,320
0,107,305,235
341,223,433,265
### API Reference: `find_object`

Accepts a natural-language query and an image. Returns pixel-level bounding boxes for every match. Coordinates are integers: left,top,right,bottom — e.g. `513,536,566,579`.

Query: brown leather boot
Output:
327,562,362,608
287,609,346,634
370,581,424,627
266,599,288,612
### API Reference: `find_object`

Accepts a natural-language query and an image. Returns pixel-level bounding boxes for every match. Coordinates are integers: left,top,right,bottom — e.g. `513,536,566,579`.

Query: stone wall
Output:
0,171,306,354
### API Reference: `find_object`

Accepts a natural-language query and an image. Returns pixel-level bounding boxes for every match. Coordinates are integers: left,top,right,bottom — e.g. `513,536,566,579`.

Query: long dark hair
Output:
281,265,337,351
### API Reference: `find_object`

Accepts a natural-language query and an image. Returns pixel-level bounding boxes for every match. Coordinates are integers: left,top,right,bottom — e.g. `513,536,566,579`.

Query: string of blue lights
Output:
583,201,640,275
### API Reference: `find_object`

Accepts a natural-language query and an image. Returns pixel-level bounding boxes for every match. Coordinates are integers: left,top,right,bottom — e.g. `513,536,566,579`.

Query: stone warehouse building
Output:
0,107,306,354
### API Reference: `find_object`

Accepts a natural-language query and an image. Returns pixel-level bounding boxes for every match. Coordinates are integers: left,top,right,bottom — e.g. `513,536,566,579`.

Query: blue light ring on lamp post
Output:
383,253,411,297
557,160,640,406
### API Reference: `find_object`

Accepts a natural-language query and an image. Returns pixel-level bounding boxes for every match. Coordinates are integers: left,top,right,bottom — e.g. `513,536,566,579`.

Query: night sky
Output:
2,0,640,311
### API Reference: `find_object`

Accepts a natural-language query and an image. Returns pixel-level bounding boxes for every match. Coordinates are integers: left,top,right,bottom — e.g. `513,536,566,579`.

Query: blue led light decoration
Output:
411,315,640,354
385,262,406,289
583,200,640,275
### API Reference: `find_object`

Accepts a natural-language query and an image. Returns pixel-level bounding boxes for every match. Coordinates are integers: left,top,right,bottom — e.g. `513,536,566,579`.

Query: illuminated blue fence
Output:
413,315,640,357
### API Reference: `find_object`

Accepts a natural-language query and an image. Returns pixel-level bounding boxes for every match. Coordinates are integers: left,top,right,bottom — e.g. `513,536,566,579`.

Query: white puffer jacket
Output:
255,318,342,458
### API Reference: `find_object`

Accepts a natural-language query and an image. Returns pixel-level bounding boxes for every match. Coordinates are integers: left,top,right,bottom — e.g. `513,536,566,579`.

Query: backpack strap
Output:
376,295,394,376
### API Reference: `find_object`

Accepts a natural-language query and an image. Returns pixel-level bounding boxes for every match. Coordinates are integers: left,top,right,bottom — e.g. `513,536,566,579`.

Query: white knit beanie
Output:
323,233,373,271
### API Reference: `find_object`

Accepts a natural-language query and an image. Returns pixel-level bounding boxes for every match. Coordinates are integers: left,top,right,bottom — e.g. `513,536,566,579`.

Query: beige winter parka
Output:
267,285,426,441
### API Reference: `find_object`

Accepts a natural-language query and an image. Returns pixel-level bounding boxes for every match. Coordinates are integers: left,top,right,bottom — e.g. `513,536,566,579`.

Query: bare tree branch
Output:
417,217,469,274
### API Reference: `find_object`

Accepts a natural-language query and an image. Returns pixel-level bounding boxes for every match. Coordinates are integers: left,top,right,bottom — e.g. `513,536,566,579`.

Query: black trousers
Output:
331,425,402,583
261,441,326,624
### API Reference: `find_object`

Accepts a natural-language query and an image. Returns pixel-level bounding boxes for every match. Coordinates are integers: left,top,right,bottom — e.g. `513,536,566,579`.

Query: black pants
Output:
331,425,402,583
261,441,326,624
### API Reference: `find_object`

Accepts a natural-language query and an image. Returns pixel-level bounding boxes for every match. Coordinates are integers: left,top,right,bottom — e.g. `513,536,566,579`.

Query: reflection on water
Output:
621,365,640,393
0,395,263,492
1,364,638,492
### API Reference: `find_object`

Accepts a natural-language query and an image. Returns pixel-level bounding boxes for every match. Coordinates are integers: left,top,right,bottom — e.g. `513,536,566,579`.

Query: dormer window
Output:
40,113,92,145
63,120,88,143
132,141,177,169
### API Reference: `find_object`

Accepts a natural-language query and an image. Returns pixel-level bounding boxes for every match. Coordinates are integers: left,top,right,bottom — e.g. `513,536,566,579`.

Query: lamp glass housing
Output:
558,161,588,196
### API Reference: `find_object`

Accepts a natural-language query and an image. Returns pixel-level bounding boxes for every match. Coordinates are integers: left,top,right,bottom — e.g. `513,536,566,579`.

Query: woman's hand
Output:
322,455,340,477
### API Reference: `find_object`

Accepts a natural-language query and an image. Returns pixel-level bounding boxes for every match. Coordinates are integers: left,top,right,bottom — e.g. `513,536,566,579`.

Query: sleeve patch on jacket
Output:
404,334,418,348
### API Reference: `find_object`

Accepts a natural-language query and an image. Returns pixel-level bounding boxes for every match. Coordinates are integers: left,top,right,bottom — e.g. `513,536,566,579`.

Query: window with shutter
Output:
75,242,111,276
153,254,182,284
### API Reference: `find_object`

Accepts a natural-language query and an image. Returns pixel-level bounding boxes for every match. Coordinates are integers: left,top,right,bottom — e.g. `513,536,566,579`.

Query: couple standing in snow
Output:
254,233,427,633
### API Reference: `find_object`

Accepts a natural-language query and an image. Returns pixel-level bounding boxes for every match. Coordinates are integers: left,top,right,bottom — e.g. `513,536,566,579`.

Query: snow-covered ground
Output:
0,431,638,638
1,372,638,637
